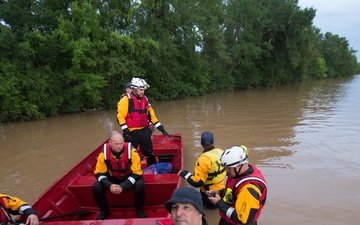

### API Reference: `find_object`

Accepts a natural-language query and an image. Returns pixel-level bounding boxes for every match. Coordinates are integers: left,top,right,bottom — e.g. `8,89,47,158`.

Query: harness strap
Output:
103,143,132,177
207,160,225,180
130,109,147,113
203,149,225,180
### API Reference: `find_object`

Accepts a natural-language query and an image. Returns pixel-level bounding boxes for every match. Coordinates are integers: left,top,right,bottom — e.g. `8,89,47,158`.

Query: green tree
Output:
258,0,316,86
319,32,358,78
223,0,267,89
0,0,359,123
194,0,229,92
134,0,208,100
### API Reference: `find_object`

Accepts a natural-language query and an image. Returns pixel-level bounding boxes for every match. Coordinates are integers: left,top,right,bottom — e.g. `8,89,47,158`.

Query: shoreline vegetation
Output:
1,0,359,124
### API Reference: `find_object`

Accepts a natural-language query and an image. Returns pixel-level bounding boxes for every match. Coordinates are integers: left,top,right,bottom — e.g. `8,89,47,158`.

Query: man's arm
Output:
117,96,129,131
1,194,39,225
179,156,209,188
94,153,113,189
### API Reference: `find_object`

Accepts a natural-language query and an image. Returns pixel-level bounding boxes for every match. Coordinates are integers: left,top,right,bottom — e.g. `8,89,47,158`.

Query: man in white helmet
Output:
206,145,267,225
116,77,170,166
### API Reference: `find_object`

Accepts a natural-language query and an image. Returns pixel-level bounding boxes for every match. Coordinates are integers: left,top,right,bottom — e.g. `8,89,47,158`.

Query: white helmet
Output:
221,145,248,168
141,79,150,89
131,77,150,90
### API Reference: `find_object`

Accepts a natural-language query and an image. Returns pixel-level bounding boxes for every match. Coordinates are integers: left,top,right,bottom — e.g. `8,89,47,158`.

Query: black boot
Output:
136,208,147,218
96,209,110,220
93,182,110,220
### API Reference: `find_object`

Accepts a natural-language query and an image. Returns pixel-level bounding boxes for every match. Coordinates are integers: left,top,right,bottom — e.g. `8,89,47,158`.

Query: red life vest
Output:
125,93,149,128
0,197,11,224
103,142,133,179
219,165,267,224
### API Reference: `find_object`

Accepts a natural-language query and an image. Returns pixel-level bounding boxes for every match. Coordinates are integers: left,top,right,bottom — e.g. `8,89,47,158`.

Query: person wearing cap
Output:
124,82,132,95
117,77,170,166
0,193,39,225
163,186,208,225
207,145,267,225
178,131,226,209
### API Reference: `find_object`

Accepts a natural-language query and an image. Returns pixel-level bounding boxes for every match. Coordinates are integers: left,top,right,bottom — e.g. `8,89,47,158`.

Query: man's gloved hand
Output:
158,125,170,137
178,170,192,180
123,128,132,142
148,123,154,133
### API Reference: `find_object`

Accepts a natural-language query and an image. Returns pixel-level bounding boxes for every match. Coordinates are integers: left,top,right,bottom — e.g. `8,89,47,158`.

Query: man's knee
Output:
92,181,106,194
133,179,145,193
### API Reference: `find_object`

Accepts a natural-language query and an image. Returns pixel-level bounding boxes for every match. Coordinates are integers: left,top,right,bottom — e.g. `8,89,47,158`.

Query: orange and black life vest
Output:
103,142,133,179
124,93,149,128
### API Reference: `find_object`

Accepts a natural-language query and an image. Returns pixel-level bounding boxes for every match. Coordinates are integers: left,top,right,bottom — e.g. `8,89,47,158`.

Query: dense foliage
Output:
0,0,359,123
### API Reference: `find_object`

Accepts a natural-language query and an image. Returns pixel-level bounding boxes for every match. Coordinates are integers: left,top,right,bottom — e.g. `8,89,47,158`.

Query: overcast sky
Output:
297,0,360,61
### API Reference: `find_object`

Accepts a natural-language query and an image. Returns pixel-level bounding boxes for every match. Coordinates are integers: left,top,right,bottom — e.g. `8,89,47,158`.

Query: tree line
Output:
0,0,359,123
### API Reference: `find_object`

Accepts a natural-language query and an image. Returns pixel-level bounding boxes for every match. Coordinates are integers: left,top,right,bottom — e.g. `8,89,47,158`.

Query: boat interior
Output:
31,134,183,223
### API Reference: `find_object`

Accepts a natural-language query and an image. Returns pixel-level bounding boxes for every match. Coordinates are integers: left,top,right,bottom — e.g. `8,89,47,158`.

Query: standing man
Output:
0,193,39,225
163,186,208,225
178,131,226,209
117,77,170,166
207,145,267,225
121,81,154,133
92,131,146,220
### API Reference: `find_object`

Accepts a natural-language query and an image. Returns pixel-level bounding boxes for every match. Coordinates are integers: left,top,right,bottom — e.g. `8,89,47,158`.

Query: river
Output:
1,75,360,224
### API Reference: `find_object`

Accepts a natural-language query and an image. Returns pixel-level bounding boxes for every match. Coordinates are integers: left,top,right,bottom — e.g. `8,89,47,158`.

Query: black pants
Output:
92,178,145,210
130,128,156,165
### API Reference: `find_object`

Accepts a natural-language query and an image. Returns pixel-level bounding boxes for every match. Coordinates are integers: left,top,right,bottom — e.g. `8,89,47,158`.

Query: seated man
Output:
92,131,146,220
0,193,39,225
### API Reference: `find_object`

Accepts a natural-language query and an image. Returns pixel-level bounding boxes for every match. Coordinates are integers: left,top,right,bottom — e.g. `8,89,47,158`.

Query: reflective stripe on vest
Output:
104,142,132,179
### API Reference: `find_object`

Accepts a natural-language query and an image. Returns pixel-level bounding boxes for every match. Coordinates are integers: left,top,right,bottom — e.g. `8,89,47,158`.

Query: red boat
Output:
17,134,183,225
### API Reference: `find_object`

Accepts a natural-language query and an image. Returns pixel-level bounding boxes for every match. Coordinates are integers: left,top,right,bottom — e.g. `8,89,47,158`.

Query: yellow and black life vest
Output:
202,148,226,185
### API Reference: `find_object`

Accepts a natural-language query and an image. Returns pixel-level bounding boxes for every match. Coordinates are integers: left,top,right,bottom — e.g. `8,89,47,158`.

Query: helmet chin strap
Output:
132,90,140,99
235,164,243,177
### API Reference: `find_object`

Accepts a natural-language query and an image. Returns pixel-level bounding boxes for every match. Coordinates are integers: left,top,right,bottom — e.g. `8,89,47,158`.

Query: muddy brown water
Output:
1,75,360,224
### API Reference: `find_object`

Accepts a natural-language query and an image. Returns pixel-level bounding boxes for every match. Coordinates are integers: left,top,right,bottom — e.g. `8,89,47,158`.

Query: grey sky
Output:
298,0,360,61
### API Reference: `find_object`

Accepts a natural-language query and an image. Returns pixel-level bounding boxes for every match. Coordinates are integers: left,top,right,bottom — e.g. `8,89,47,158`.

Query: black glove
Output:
158,125,170,137
179,170,191,180
148,122,154,133
123,128,132,142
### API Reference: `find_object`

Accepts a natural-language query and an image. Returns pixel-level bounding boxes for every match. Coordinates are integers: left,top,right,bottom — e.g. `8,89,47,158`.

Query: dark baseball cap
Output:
125,82,132,89
201,131,214,146
164,187,205,215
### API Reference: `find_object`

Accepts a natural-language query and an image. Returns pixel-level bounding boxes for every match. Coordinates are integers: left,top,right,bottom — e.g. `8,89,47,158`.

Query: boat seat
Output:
67,174,180,207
